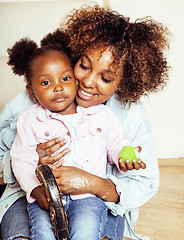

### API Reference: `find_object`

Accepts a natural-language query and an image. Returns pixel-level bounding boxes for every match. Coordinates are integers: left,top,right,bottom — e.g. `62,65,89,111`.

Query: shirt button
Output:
150,184,154,189
45,131,50,137
5,204,8,208
96,128,102,133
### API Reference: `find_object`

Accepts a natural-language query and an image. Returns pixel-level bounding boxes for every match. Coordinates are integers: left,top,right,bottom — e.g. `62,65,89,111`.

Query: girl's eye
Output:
41,80,51,86
101,75,112,83
62,76,71,81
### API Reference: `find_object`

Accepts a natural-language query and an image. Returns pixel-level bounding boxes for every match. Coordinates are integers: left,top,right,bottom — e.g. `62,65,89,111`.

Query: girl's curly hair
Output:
7,29,70,85
63,5,171,105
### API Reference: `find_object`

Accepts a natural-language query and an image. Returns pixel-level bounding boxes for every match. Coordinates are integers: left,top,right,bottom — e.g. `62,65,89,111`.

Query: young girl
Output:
9,32,137,240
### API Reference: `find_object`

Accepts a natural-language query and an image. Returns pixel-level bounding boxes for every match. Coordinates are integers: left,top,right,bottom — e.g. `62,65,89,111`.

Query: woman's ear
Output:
26,84,37,103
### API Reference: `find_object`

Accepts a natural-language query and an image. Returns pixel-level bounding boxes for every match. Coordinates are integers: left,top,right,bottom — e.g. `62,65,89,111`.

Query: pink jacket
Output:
11,103,129,202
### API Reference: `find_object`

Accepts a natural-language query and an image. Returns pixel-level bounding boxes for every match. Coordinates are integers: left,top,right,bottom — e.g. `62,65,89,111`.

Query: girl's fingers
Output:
119,159,128,171
139,159,146,169
125,160,134,170
132,159,141,170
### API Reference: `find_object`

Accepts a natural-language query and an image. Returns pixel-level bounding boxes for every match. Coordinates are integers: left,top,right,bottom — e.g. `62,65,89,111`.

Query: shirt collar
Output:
36,104,103,122
78,104,102,117
36,104,54,122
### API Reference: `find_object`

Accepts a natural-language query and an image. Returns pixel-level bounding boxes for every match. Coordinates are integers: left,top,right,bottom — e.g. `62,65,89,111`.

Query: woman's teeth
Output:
80,89,93,96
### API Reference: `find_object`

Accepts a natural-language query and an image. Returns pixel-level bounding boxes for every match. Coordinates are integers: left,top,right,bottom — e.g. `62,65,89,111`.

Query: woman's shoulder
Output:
106,94,146,121
5,90,34,118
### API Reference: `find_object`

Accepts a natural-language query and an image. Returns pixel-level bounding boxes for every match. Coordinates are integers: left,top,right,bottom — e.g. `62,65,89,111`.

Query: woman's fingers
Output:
40,148,70,165
36,138,70,165
37,138,67,156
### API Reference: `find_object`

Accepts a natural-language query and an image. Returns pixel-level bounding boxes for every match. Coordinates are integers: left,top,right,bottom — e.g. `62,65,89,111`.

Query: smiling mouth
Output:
79,89,94,97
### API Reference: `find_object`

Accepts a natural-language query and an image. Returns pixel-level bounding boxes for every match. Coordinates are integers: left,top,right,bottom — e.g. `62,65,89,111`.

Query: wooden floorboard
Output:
124,159,184,240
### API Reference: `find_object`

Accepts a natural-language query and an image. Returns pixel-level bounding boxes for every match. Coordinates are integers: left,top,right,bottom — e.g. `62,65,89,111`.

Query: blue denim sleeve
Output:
0,90,33,183
106,95,159,216
0,103,16,183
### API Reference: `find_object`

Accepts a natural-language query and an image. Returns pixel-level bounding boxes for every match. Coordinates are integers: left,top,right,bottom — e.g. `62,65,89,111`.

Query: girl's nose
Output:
54,83,64,92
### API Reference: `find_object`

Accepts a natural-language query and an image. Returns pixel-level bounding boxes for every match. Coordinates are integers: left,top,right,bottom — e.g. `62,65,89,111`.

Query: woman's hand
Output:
52,166,95,196
36,138,70,167
52,166,119,203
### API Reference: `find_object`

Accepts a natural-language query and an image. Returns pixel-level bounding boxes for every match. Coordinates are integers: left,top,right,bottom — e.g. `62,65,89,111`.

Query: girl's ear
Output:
26,84,37,103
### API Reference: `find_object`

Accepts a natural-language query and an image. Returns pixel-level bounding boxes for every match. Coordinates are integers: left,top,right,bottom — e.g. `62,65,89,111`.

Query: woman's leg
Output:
27,201,56,240
0,196,30,240
66,196,108,240
103,210,125,240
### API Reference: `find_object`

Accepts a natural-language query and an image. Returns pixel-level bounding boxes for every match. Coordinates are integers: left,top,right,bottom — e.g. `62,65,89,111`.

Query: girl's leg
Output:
0,196,30,240
66,196,108,240
27,201,56,240
103,211,125,240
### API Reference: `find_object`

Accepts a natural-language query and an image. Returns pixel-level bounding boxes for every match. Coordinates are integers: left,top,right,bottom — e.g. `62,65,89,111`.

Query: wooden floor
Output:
124,158,184,240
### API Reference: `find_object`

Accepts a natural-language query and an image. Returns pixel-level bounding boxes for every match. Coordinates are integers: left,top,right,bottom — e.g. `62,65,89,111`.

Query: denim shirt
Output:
0,90,159,240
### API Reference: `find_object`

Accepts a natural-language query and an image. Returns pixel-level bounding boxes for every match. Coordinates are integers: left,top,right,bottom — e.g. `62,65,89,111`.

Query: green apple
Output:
119,146,139,164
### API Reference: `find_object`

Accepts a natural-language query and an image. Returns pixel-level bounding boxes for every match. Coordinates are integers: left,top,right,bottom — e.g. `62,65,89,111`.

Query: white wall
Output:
107,0,184,159
0,0,183,158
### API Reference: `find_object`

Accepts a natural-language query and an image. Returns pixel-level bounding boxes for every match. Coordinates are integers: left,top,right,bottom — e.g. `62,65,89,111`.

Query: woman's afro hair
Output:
63,5,171,105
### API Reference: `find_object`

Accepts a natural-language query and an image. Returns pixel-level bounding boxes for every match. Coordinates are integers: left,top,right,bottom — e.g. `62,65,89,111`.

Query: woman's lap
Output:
0,196,30,240
0,195,125,240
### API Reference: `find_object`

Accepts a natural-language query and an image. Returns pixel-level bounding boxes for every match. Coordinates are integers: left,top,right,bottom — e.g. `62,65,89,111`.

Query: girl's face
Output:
27,50,77,115
74,47,122,108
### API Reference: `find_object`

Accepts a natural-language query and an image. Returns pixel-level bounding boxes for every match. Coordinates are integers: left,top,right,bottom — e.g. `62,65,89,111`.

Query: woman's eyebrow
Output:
82,54,91,64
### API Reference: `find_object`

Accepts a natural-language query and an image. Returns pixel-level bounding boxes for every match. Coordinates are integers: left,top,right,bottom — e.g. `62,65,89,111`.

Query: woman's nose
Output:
82,73,96,88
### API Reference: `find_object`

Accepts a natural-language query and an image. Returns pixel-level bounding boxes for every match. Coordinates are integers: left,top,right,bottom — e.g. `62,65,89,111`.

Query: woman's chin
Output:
76,96,94,108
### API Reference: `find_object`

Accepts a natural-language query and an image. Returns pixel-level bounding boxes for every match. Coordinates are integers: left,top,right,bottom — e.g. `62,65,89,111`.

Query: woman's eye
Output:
62,76,71,81
41,80,51,86
101,75,112,83
80,62,89,70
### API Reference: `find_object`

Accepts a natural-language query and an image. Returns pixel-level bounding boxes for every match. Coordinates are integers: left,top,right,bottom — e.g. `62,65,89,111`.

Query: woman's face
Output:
74,47,122,108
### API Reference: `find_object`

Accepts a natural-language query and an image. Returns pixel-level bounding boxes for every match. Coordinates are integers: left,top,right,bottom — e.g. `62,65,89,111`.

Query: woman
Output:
0,5,170,240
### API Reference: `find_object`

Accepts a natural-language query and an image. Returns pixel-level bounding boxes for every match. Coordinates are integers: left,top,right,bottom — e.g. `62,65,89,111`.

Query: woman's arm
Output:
37,140,120,203
0,90,34,183
105,97,159,215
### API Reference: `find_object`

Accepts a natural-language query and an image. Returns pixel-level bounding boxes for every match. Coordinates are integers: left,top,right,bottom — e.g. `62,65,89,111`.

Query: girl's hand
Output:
119,146,146,170
31,186,49,211
36,138,70,167
119,158,146,170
